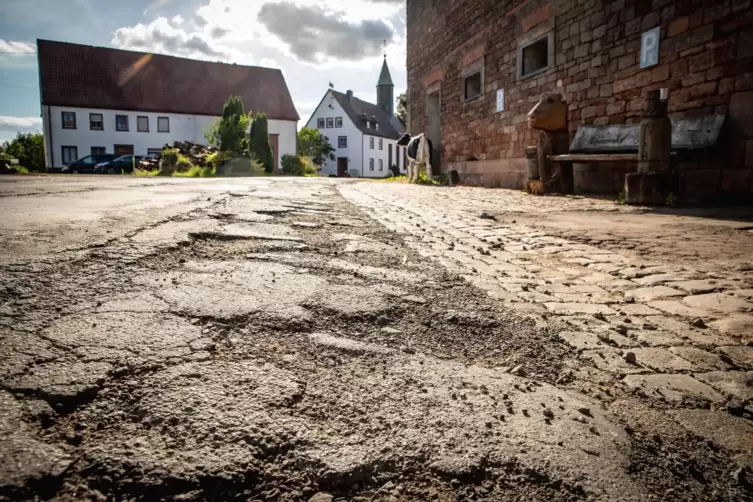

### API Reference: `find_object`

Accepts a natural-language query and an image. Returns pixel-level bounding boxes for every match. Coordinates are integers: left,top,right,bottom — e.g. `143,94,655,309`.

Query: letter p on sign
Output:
640,27,661,68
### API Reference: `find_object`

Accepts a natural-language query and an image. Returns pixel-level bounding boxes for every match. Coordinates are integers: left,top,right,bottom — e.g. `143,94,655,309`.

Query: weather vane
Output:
383,40,387,58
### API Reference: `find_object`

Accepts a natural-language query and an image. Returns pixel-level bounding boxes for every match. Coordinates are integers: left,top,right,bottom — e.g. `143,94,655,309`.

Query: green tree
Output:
1,132,45,171
297,127,335,167
396,92,407,127
249,113,275,173
204,95,249,155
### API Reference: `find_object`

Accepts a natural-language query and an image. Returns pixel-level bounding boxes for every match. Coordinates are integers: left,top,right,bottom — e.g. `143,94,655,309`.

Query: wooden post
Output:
526,146,545,194
625,89,672,205
638,89,671,173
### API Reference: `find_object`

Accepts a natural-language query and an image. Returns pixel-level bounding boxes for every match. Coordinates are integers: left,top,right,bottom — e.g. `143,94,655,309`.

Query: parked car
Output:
61,154,118,174
93,155,144,174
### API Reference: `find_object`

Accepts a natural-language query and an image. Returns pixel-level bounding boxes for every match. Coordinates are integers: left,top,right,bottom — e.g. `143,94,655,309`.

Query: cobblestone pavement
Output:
341,182,753,464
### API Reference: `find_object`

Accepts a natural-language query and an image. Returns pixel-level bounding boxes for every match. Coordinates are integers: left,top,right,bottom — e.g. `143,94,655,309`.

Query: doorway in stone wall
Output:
426,90,441,173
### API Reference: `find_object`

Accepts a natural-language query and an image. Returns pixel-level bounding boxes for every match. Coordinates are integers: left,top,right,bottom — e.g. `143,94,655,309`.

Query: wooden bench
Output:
548,115,725,194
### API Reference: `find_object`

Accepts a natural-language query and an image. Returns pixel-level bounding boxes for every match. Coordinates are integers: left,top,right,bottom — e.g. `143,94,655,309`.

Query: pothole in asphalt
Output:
72,350,642,500
134,260,395,322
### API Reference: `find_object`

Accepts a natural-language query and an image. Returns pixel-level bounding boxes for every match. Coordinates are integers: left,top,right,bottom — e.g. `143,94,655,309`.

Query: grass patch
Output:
15,166,29,174
133,169,160,177
373,175,408,183
171,166,216,178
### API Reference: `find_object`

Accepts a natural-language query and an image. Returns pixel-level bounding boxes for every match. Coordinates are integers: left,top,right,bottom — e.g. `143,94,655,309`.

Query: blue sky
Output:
0,0,406,142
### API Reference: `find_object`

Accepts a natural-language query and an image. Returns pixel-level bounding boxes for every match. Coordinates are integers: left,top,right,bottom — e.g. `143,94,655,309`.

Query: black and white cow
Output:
397,133,433,182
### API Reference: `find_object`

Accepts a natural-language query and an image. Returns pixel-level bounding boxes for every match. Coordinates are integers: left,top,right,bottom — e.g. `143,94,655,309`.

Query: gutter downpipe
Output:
47,106,54,169
361,131,364,178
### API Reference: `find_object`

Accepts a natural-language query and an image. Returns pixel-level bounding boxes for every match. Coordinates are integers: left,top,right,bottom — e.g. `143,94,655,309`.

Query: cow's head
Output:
527,94,567,132
396,133,412,147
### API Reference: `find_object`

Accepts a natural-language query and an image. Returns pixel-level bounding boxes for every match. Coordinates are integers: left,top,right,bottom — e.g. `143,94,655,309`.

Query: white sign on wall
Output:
496,89,505,112
640,27,661,68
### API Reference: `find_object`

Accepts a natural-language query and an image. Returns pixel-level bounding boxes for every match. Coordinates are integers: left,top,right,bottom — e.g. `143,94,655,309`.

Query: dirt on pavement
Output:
1,177,752,501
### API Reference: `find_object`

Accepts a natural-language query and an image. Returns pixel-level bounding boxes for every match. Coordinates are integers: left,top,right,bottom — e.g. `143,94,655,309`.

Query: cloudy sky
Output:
0,0,406,142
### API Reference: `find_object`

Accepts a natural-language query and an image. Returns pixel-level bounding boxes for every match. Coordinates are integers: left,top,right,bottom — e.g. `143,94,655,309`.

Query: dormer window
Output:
375,123,379,130
366,121,371,129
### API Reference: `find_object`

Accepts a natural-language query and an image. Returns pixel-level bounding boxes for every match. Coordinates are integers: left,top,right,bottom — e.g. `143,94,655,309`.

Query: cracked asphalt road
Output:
1,175,752,501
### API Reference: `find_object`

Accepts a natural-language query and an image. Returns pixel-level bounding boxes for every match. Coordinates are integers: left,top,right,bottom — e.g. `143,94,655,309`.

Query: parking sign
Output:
640,27,661,68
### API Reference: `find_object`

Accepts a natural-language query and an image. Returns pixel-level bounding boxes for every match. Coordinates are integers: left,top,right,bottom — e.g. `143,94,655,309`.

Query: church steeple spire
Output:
377,44,394,116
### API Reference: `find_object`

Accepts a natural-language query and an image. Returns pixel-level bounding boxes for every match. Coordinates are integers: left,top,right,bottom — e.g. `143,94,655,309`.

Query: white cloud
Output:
112,17,229,59
171,14,184,25
0,116,42,133
0,39,36,54
113,0,407,126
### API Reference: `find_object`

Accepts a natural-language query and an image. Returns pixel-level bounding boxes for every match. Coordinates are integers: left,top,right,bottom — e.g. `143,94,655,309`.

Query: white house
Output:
305,57,406,178
36,39,299,170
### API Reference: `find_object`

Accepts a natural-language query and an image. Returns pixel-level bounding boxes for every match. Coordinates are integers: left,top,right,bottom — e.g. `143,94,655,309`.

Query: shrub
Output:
15,165,29,174
281,154,317,176
159,147,179,176
134,169,159,177
176,153,193,172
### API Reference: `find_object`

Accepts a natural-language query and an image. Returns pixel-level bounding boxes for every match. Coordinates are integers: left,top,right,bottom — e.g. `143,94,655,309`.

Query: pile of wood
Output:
137,141,218,170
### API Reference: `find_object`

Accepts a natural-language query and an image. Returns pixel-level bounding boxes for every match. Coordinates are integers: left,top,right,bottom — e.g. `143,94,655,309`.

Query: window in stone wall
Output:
520,34,550,79
464,71,482,101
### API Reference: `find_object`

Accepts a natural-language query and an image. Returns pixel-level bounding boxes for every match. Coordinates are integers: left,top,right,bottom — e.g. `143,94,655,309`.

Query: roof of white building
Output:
330,90,405,140
37,39,300,121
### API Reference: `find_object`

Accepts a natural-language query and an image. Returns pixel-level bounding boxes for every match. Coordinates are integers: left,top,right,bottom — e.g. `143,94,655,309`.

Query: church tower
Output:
376,55,395,117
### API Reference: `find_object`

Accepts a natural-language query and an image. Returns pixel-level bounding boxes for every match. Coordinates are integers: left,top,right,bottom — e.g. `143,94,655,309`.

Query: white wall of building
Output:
304,91,362,176
42,105,296,168
304,90,406,178
361,134,396,178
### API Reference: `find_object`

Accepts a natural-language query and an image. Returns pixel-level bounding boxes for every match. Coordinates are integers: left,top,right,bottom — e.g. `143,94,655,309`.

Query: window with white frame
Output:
89,113,103,130
326,118,334,128
375,123,379,130
157,116,170,133
116,115,129,131
137,116,149,132
378,138,383,150
61,146,78,165
91,146,106,155
379,159,383,171
366,121,370,129
369,158,374,171
317,118,325,128
335,117,343,127
369,137,374,149
520,34,551,79
338,136,347,148
62,111,76,129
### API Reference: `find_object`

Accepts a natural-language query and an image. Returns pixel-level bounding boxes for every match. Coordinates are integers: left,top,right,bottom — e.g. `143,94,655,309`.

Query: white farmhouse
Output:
305,57,406,177
36,39,299,170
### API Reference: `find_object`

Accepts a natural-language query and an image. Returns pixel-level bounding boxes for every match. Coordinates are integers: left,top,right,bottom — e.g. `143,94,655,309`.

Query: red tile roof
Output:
37,39,299,121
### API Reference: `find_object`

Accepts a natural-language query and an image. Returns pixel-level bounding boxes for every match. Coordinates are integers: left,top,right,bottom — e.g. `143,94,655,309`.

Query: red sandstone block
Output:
651,65,670,83
668,16,689,37
669,59,689,79
606,101,626,115
642,12,660,31
705,67,723,82
682,72,706,87
720,77,735,95
521,3,551,33
704,3,731,24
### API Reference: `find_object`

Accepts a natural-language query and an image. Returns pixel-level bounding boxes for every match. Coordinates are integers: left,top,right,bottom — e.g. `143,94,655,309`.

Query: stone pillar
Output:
625,89,672,205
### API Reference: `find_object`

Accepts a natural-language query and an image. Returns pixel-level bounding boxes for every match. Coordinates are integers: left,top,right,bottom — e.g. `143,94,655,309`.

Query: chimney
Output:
346,90,353,100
